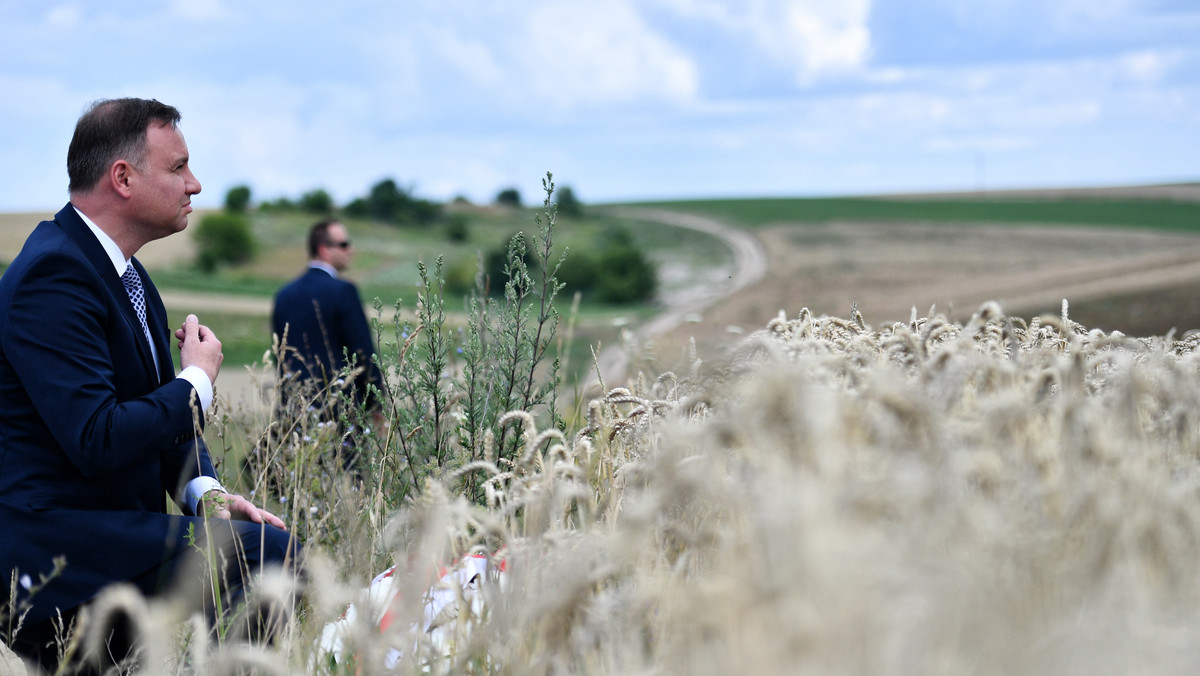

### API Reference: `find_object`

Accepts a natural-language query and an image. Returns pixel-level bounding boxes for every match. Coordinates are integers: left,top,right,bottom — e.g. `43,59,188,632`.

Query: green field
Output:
634,194,1200,231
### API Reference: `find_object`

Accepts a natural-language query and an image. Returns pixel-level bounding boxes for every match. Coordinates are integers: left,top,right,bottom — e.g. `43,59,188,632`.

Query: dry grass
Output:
11,299,1200,675
0,210,207,270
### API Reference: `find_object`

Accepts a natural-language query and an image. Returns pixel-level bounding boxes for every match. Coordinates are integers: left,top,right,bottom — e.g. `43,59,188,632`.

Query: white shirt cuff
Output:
184,476,226,516
178,366,213,412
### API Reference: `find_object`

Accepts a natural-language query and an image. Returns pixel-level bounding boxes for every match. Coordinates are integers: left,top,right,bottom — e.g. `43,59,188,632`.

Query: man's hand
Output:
176,313,222,384
200,490,288,531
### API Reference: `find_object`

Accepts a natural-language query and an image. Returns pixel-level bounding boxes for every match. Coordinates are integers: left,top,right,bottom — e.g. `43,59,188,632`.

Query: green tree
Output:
299,188,334,214
555,249,598,296
194,213,255,273
554,185,583,218
224,184,252,213
595,241,656,303
362,178,442,226
259,196,295,212
495,187,522,208
343,197,369,218
444,213,470,242
367,178,408,221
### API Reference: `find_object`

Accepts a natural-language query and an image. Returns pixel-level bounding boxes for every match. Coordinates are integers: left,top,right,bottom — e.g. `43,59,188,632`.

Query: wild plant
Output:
453,173,568,503
216,174,572,572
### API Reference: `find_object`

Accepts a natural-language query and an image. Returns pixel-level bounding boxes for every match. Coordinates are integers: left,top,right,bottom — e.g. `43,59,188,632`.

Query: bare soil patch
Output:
648,218,1200,370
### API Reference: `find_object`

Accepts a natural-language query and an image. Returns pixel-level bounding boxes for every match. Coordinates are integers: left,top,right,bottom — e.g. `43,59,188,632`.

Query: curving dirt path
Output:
586,207,768,389
680,219,1200,361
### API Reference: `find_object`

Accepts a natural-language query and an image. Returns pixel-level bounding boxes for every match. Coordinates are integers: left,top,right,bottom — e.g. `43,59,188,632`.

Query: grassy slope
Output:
150,205,696,375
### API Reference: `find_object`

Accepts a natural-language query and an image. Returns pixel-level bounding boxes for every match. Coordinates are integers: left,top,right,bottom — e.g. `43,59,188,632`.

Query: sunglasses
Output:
327,240,352,249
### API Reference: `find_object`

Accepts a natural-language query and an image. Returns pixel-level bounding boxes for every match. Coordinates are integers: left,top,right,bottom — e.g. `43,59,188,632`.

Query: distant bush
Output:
224,184,252,213
258,196,295,212
595,241,656,303
481,225,655,304
342,197,369,218
554,249,599,297
495,188,522,208
299,188,334,214
349,178,441,226
444,213,470,242
366,179,408,221
443,255,479,297
194,213,255,272
554,185,583,218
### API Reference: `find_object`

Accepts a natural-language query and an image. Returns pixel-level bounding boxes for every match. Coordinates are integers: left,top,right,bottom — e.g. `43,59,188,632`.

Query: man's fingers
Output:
178,314,199,344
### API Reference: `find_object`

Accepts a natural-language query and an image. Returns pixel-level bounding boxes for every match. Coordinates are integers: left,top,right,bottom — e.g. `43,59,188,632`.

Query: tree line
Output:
194,179,653,304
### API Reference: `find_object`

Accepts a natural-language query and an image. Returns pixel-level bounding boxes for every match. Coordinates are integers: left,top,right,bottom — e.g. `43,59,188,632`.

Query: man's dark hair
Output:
67,98,182,194
307,219,341,258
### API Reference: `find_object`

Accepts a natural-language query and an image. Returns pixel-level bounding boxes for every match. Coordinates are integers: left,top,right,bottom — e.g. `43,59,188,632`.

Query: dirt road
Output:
667,218,1200,369
571,202,1200,391
585,208,768,389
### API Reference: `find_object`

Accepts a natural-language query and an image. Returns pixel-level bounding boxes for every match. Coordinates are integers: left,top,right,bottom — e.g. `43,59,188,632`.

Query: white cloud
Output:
777,0,873,81
423,27,506,89
353,2,698,113
648,0,874,83
514,1,699,108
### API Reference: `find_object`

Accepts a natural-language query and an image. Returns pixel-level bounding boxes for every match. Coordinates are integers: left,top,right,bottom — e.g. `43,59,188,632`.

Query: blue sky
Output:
1,0,1198,211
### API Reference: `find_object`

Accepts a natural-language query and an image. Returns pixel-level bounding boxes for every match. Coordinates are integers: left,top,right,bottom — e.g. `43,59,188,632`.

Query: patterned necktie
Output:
121,265,154,349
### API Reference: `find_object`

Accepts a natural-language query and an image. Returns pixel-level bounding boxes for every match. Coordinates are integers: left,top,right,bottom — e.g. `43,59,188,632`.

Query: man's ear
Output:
111,160,135,198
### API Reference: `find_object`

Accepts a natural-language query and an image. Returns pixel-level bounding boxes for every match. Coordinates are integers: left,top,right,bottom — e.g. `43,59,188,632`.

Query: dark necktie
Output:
121,265,154,349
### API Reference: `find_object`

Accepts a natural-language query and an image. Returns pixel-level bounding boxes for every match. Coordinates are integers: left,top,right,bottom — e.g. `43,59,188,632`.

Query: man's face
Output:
322,222,354,273
130,122,202,239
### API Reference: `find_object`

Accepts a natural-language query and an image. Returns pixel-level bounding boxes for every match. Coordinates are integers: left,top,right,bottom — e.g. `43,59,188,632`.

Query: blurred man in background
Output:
271,220,383,464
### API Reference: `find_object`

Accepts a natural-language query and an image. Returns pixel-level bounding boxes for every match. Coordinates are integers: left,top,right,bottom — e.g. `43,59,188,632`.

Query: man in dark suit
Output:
0,98,298,670
271,219,383,415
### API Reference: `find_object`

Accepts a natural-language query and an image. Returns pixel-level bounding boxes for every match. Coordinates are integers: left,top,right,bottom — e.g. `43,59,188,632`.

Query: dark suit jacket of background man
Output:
0,204,221,625
271,266,382,406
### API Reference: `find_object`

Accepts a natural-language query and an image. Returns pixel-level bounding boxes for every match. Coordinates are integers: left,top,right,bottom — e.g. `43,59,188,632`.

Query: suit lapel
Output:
55,205,161,379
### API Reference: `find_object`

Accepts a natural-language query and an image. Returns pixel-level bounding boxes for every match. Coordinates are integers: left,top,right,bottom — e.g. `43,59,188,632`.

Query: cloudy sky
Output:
1,0,1198,211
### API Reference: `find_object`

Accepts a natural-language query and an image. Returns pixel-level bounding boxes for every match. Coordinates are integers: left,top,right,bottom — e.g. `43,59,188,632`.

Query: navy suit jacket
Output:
271,266,381,405
0,204,217,624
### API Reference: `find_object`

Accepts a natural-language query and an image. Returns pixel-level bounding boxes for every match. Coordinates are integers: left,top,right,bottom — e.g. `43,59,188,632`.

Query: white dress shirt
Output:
74,206,225,513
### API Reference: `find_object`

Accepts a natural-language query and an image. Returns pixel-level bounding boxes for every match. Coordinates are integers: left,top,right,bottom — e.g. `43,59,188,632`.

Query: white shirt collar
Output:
73,205,130,275
309,261,338,278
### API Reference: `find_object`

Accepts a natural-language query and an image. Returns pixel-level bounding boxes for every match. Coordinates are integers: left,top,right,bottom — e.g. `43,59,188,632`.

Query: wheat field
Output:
10,298,1200,675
